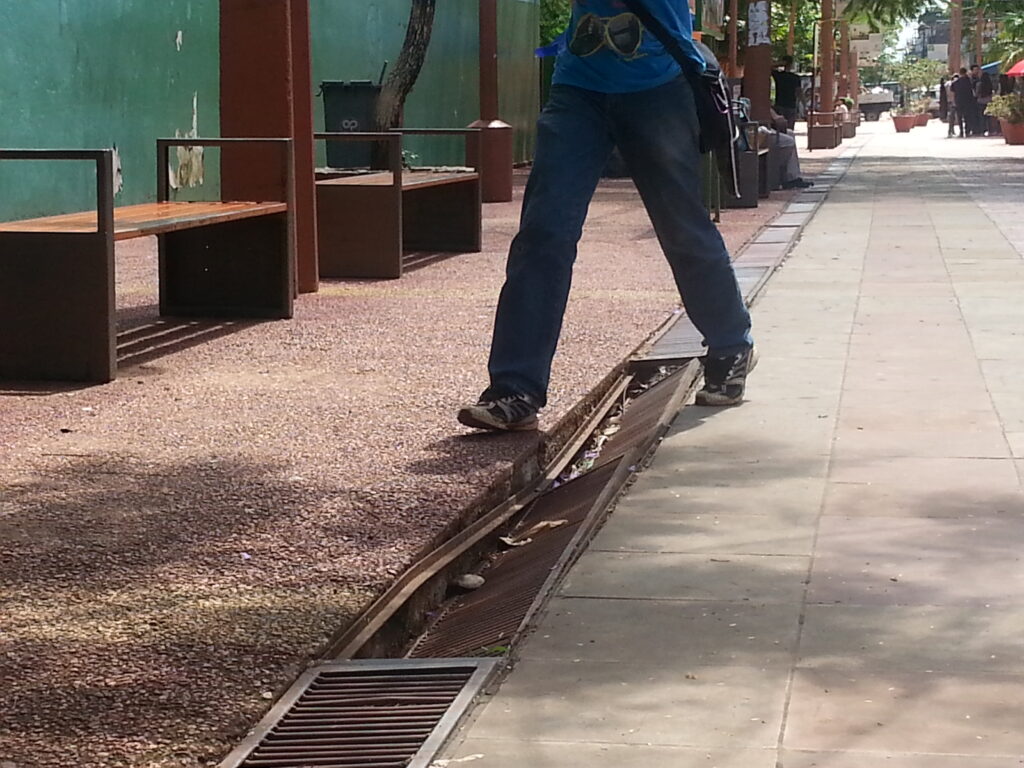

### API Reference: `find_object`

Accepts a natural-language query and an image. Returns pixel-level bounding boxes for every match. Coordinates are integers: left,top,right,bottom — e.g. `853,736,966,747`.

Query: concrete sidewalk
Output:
444,122,1024,766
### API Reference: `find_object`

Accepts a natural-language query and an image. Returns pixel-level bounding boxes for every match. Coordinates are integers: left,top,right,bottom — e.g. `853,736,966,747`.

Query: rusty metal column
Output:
838,21,850,98
787,0,797,57
290,0,318,294
949,0,962,73
744,0,773,122
975,5,984,66
728,0,738,76
220,0,318,294
850,51,860,107
819,0,835,111
468,0,514,203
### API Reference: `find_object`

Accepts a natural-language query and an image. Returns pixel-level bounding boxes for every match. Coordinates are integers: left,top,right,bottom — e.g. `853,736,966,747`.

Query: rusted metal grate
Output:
409,460,622,659
643,314,705,362
595,369,685,469
220,660,495,768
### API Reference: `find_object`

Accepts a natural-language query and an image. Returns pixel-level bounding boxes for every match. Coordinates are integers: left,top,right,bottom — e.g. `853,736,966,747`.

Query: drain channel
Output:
406,363,699,660
220,660,496,768
408,460,623,658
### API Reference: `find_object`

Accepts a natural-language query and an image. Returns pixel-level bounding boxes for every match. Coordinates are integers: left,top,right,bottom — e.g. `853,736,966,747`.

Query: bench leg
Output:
159,213,294,319
0,233,115,382
402,180,482,253
316,184,402,279
722,151,760,209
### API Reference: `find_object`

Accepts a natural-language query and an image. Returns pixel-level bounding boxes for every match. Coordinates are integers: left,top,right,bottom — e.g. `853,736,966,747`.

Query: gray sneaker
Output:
695,347,757,406
457,393,540,431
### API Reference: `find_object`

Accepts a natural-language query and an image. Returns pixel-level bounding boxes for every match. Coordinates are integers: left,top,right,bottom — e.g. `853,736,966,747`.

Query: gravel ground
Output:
0,170,795,767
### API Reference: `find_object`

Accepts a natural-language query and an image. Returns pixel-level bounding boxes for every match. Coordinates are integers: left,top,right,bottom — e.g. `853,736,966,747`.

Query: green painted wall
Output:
0,1,539,221
310,0,539,166
0,0,221,221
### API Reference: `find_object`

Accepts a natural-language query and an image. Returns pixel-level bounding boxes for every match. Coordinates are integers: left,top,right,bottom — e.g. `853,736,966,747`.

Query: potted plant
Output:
891,58,946,133
914,98,932,126
892,106,918,132
985,90,1024,145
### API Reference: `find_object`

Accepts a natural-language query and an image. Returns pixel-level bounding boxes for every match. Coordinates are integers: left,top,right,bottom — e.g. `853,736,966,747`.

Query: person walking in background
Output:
458,0,755,431
944,76,960,137
976,67,995,135
772,56,802,131
951,68,977,137
939,77,949,122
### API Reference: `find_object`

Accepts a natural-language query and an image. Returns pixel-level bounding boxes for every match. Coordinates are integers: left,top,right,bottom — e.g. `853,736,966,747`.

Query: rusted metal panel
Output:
409,461,622,659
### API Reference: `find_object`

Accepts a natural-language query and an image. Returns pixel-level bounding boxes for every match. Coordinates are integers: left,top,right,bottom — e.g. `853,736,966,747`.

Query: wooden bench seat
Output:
0,140,295,383
314,131,482,279
316,170,479,190
0,201,287,239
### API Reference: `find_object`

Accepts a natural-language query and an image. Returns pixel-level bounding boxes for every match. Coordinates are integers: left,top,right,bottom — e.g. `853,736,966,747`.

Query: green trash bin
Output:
319,80,381,168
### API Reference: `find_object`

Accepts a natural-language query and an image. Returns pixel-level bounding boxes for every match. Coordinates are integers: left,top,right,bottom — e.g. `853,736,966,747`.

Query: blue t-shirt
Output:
552,0,706,94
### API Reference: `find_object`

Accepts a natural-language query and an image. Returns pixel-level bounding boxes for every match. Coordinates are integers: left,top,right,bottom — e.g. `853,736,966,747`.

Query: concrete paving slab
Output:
837,405,1004,432
827,456,1020,490
780,751,1023,768
468,659,789,748
822,481,1024,519
591,509,818,556
644,429,833,483
449,739,780,767
785,669,1024,755
831,428,1012,460
622,476,827,519
839,368,989,393
798,604,1024,674
755,228,797,244
520,598,801,666
808,515,1024,606
560,551,809,603
772,212,813,227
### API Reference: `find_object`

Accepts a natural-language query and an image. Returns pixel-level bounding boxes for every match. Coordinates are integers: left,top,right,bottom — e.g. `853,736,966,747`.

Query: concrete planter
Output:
1000,119,1024,145
915,113,930,126
893,115,917,133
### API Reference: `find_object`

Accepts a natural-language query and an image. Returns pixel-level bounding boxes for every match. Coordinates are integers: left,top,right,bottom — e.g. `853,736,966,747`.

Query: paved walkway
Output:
444,122,1024,766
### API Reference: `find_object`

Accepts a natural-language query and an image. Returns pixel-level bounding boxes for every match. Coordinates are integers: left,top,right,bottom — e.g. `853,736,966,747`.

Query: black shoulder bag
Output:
619,0,740,198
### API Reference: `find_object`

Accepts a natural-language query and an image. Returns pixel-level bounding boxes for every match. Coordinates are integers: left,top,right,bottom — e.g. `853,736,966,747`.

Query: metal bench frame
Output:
0,138,295,383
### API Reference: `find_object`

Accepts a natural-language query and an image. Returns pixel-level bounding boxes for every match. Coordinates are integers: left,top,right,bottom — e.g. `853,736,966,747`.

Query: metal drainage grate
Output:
408,461,622,659
595,368,686,470
220,659,496,768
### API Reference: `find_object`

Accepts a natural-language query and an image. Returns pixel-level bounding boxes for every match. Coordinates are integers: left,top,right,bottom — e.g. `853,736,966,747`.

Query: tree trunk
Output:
949,0,962,74
787,0,796,57
375,0,437,131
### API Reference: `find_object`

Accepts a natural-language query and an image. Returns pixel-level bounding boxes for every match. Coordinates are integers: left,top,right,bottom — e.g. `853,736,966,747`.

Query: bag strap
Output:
618,0,703,76
617,0,741,199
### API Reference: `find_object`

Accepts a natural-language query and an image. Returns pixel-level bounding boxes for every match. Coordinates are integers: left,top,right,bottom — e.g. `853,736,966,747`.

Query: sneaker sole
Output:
457,408,539,432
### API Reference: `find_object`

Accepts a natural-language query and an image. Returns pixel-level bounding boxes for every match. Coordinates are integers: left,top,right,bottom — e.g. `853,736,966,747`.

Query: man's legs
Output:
772,131,806,187
776,105,798,132
478,86,613,413
611,77,754,404
612,78,752,357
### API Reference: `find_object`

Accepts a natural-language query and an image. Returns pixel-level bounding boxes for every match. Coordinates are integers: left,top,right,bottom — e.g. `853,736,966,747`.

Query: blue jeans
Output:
486,77,753,406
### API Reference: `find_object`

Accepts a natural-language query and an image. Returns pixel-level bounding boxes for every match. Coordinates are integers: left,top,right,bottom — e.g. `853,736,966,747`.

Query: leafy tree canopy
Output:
541,0,572,45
